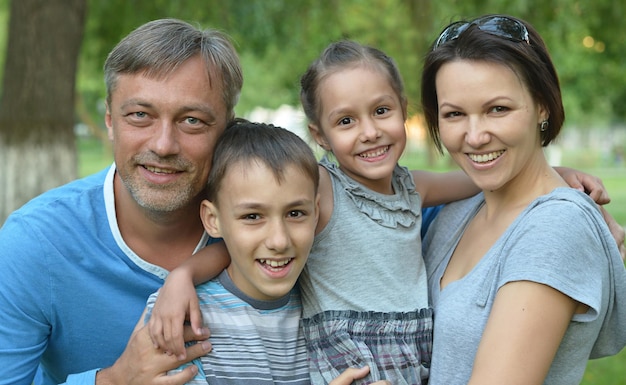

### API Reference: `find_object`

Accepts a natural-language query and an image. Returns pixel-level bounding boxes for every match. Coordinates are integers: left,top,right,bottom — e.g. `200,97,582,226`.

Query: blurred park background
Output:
0,0,624,383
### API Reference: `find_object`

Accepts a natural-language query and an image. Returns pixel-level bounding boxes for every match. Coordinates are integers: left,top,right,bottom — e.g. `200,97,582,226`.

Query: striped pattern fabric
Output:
146,271,310,384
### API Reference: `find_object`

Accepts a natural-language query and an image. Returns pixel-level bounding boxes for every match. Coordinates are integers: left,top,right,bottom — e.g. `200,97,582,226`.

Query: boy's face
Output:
201,160,319,301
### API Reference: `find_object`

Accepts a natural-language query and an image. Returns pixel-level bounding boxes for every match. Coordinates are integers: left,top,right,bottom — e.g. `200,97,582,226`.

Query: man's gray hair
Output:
104,18,243,119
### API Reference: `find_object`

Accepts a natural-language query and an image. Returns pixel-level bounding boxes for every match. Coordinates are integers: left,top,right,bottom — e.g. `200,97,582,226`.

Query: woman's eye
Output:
490,106,509,113
443,111,462,119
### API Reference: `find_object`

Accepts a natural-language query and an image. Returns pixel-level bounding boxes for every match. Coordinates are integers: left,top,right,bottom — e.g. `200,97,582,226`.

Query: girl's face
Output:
310,65,407,194
436,60,548,194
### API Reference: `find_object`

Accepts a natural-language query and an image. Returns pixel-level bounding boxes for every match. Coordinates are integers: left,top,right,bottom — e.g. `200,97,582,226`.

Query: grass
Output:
78,137,626,384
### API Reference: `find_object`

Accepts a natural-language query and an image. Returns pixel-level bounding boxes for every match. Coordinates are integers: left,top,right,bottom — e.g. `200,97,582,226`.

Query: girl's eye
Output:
374,107,389,116
338,117,352,126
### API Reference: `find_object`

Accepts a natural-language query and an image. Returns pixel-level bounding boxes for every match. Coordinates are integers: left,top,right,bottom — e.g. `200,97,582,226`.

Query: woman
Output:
420,14,626,384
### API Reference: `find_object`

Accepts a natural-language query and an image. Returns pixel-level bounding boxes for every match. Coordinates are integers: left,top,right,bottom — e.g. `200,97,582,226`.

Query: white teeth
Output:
145,166,176,174
359,146,389,158
468,150,504,163
258,258,292,268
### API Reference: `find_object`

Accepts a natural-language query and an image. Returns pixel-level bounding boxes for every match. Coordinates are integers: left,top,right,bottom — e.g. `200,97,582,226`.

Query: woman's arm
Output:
469,281,579,385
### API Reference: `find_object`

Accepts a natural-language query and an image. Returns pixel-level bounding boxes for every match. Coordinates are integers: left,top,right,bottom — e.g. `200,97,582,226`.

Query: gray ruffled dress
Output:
299,156,432,385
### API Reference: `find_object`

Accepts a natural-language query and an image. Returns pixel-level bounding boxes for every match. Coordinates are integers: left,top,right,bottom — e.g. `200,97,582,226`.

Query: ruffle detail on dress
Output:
320,156,421,229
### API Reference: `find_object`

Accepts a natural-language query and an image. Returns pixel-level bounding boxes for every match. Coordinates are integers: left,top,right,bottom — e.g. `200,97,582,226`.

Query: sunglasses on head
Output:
433,15,530,50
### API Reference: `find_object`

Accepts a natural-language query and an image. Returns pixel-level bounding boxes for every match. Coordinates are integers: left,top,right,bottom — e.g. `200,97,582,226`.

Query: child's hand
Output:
148,267,205,360
557,167,610,204
330,366,391,385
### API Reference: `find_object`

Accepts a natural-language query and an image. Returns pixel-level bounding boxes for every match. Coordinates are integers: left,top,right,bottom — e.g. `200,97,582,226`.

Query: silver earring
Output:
540,120,549,132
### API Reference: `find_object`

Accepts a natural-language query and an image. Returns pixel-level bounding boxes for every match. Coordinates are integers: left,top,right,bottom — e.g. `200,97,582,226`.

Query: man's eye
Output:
185,117,200,125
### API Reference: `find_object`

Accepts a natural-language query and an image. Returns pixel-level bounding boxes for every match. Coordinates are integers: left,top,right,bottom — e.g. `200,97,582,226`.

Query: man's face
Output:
105,56,229,214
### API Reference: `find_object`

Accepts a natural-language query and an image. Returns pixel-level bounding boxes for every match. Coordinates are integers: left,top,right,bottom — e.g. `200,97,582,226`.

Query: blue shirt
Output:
0,165,213,385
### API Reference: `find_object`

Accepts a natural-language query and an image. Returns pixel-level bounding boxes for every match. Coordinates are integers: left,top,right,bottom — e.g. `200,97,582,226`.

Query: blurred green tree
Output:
1,0,624,222
0,0,86,223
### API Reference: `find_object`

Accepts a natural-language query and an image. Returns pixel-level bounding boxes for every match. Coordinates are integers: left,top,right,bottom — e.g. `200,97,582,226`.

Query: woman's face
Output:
435,59,548,193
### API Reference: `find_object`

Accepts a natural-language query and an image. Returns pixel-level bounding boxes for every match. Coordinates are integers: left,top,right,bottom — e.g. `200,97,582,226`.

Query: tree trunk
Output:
0,0,86,225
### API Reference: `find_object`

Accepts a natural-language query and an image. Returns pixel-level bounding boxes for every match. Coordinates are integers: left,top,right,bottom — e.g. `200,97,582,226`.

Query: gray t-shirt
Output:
300,156,428,317
423,188,626,385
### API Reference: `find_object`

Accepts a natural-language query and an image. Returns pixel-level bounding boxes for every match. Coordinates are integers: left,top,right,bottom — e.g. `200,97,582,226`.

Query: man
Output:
0,19,242,385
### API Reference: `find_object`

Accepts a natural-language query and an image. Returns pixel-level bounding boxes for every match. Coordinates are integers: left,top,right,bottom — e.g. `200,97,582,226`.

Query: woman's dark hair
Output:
421,15,564,152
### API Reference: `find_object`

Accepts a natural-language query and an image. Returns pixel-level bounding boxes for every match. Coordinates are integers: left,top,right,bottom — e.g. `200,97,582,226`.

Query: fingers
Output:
329,366,370,385
164,364,200,385
163,316,186,360
184,339,212,362
148,313,165,350
587,186,611,206
183,324,210,342
189,296,204,336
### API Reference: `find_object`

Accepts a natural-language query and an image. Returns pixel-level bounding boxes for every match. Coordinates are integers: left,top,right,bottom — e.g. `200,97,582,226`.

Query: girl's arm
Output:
468,281,579,385
412,169,479,208
148,241,230,360
413,167,610,208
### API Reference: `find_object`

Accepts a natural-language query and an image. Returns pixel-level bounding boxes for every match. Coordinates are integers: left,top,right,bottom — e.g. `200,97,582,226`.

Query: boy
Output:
145,119,320,383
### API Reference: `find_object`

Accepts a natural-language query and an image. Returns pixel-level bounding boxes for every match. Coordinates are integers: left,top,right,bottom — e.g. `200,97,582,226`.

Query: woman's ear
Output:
200,200,221,238
538,104,549,125
308,123,330,151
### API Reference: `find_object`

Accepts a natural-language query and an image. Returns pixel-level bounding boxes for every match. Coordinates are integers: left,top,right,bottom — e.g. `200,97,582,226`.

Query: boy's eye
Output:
288,210,305,218
243,213,261,220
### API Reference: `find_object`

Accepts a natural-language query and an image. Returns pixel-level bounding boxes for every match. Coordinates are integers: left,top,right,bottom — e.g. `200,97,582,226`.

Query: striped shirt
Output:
146,270,309,384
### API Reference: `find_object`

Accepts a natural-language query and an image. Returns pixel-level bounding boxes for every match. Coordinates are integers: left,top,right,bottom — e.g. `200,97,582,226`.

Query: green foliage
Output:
0,0,8,85
64,0,626,130
583,348,626,385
